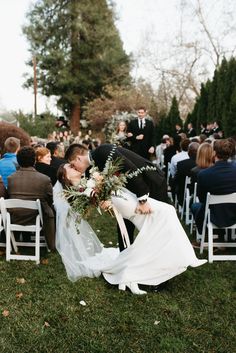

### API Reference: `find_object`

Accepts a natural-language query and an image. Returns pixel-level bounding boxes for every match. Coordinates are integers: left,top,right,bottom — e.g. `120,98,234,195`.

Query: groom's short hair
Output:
65,143,88,161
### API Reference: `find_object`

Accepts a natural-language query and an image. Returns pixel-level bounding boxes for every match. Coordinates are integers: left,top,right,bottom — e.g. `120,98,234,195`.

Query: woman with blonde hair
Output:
191,142,214,184
35,146,57,185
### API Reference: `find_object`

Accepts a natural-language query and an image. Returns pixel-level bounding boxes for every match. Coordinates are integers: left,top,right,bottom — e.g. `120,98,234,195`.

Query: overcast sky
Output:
0,0,184,114
0,0,230,114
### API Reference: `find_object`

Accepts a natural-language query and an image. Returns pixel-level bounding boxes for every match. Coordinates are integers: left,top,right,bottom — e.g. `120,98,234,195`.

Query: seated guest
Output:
173,142,199,206
0,137,20,187
191,139,236,233
7,147,55,250
46,141,66,172
35,147,57,186
0,175,7,198
169,138,190,178
191,143,214,185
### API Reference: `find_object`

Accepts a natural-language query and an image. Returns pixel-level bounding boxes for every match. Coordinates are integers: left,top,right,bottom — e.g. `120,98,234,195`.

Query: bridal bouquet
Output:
63,157,127,219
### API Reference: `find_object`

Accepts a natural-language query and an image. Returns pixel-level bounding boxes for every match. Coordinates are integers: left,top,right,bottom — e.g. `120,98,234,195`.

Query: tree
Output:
136,0,236,121
23,0,131,133
164,96,182,136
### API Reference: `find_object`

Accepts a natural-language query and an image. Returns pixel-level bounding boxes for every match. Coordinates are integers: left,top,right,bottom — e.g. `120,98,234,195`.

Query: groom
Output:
65,143,168,251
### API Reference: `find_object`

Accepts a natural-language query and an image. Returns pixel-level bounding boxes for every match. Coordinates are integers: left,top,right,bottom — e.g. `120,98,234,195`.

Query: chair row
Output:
170,175,236,262
0,198,48,264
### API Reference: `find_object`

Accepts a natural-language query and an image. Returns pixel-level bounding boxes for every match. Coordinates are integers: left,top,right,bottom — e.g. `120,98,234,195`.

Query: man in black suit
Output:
187,123,197,138
191,139,236,233
66,143,168,251
127,107,155,160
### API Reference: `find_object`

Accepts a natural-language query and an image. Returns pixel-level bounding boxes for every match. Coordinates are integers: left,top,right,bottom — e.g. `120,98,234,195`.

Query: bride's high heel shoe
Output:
118,283,147,295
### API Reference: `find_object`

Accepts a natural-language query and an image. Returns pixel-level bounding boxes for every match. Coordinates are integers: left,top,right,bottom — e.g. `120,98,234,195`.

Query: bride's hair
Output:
57,164,71,188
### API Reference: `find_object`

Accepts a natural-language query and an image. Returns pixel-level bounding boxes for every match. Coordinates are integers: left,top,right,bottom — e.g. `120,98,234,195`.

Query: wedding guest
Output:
173,142,199,206
0,175,7,198
155,135,169,168
186,123,197,138
169,138,190,178
7,146,55,250
191,139,236,233
0,137,20,187
35,147,57,186
54,163,206,295
111,121,130,148
127,107,155,160
46,141,66,172
190,142,214,185
175,123,184,136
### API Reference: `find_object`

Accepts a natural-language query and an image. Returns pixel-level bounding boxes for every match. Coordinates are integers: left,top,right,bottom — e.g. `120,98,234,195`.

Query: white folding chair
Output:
181,176,193,225
190,182,200,236
0,213,6,248
0,198,46,264
199,192,236,262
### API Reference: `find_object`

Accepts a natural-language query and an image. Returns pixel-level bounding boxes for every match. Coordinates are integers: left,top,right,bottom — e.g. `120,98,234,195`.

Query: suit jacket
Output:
127,119,155,159
7,167,54,224
187,128,197,138
91,144,168,202
197,161,236,227
173,157,196,205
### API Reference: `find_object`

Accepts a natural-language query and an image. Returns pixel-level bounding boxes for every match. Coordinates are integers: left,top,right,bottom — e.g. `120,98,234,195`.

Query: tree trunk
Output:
70,102,80,134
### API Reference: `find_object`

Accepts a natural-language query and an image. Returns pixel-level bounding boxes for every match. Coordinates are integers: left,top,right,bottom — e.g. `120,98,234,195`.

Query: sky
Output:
0,0,231,115
0,0,184,115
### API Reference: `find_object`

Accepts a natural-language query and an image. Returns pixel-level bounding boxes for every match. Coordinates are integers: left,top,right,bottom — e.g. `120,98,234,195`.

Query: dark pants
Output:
117,219,135,251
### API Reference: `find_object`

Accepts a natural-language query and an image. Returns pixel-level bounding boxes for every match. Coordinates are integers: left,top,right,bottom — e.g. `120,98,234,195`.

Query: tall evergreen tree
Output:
165,96,182,135
23,0,131,132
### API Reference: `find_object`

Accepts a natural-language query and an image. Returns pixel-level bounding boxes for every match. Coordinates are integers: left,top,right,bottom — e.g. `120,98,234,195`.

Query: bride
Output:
53,163,207,295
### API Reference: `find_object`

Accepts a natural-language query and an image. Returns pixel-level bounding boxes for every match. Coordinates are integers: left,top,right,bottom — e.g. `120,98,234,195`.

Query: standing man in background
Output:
127,107,155,160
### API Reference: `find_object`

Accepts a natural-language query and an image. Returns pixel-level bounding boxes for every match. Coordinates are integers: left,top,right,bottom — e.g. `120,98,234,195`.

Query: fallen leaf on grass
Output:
16,292,23,299
154,320,160,325
79,300,86,306
2,310,9,317
16,278,26,284
41,258,49,265
44,321,50,327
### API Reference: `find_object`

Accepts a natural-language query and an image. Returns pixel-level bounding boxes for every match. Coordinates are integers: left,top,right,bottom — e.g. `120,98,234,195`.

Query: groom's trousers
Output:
117,219,135,251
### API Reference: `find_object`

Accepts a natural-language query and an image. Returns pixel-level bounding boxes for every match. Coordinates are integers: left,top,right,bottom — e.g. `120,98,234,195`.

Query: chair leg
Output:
6,229,11,261
208,224,213,263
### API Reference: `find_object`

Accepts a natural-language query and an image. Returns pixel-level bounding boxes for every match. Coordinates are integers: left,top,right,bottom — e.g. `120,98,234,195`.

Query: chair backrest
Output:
207,192,236,205
0,198,43,226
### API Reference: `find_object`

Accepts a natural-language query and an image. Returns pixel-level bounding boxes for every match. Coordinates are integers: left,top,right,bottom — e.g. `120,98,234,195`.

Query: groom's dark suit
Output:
91,144,168,250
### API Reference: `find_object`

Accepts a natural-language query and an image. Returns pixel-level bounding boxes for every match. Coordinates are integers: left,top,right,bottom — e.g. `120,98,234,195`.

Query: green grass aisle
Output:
0,212,235,353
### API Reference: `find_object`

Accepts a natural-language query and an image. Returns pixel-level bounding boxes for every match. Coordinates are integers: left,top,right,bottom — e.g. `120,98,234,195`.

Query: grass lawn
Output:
0,211,235,353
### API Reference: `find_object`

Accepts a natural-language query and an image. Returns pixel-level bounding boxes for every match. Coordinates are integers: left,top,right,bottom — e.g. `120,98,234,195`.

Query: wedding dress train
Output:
53,182,206,291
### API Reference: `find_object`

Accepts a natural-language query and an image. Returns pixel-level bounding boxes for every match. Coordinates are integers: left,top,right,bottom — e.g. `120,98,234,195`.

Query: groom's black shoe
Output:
152,281,169,293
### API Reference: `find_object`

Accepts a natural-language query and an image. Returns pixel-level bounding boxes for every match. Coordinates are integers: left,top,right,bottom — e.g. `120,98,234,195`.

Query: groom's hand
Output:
135,202,152,215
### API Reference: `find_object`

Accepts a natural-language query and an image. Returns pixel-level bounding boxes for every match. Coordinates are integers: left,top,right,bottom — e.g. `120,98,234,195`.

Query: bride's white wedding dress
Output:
53,182,206,289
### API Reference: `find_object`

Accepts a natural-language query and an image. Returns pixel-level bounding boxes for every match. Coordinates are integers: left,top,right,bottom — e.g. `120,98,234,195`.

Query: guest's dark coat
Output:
196,161,236,229
7,167,55,250
35,162,57,186
173,157,196,206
